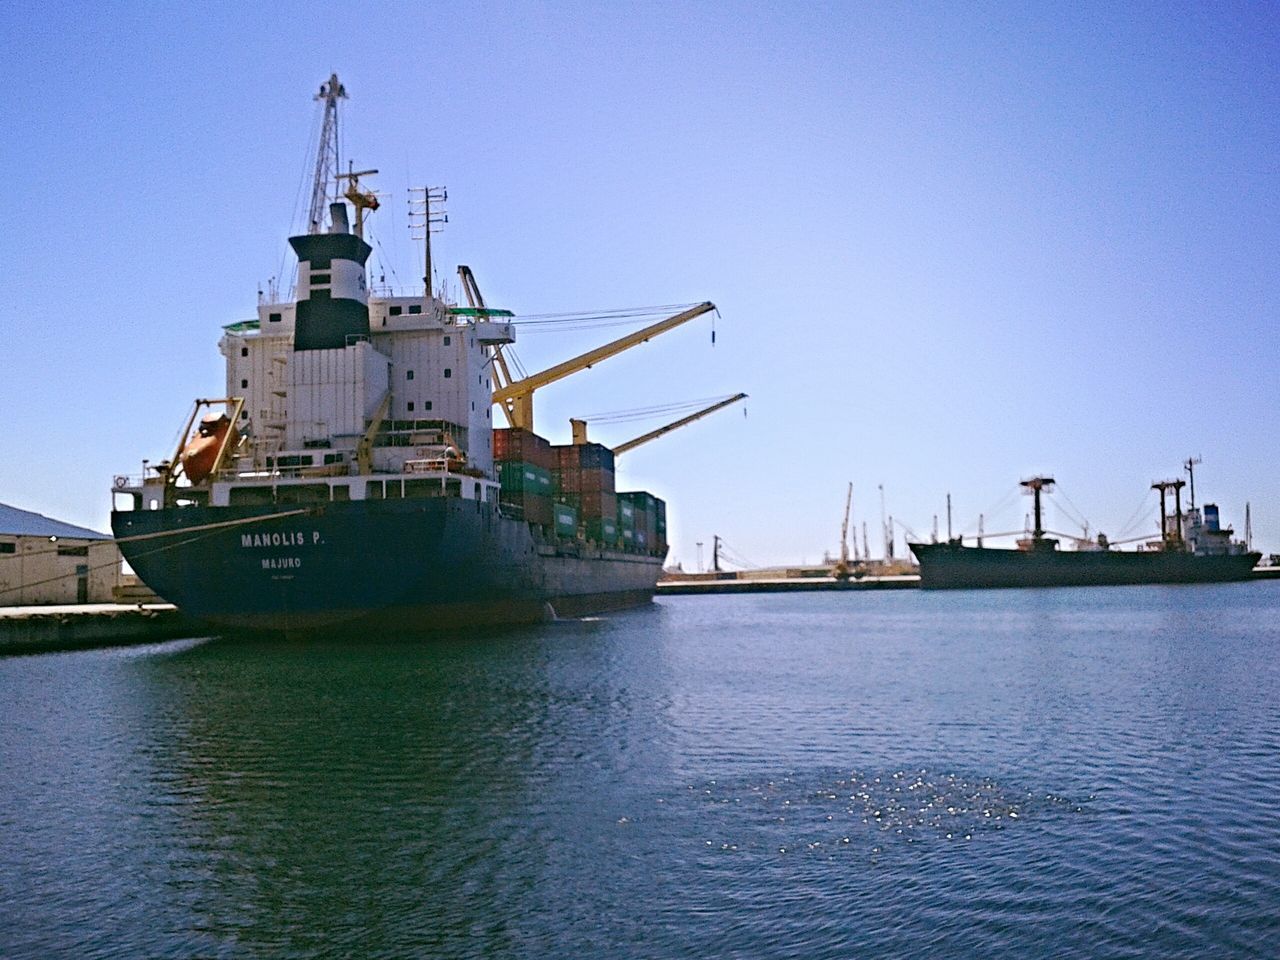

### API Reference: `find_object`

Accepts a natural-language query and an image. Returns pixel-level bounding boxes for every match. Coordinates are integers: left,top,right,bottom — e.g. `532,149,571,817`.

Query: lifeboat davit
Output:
180,412,236,484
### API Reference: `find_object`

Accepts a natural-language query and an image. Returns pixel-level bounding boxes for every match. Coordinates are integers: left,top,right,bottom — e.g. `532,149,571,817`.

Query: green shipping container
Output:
499,461,552,495
586,517,618,544
554,503,578,538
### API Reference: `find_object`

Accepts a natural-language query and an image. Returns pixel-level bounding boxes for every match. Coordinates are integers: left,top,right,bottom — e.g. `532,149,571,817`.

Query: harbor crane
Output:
571,393,747,455
833,482,854,580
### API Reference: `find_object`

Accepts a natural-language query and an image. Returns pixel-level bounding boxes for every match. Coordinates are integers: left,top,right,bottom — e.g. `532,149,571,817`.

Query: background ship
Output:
910,471,1261,589
110,76,739,635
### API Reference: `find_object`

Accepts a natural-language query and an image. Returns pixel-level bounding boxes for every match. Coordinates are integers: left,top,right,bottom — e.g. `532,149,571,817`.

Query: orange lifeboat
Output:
180,413,236,484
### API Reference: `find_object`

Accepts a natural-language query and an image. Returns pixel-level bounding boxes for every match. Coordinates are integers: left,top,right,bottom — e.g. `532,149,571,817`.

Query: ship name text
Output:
241,530,322,548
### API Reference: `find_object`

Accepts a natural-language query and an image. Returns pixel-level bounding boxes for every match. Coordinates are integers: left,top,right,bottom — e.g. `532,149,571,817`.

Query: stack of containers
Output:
552,442,618,545
493,428,555,527
617,496,636,549
617,491,663,554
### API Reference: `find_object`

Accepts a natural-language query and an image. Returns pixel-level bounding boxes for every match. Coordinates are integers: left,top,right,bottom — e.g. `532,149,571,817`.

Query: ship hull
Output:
909,542,1261,590
112,498,664,636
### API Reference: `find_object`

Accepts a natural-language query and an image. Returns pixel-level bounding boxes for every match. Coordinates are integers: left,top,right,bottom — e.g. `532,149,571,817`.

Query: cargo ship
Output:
109,76,720,635
910,474,1261,590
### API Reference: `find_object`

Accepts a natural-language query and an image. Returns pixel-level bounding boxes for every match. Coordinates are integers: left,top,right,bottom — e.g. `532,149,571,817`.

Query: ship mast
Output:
308,74,347,234
1020,476,1055,542
1184,455,1202,510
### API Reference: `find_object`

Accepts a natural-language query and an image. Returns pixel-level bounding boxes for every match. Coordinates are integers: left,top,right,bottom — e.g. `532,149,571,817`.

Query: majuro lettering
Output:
240,531,323,548
262,557,302,570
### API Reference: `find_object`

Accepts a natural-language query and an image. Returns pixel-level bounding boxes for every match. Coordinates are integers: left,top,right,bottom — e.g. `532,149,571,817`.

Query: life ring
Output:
114,475,128,489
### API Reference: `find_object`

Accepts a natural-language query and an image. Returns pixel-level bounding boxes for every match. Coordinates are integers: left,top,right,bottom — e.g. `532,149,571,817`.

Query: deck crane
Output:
489,301,717,431
833,482,853,580
572,392,747,454
457,266,521,417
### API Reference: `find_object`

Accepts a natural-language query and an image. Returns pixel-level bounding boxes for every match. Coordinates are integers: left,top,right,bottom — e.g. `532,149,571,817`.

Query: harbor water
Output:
2,584,1279,958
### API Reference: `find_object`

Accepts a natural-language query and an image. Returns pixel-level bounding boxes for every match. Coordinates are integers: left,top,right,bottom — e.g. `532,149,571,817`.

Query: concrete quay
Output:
657,575,921,595
0,603,203,656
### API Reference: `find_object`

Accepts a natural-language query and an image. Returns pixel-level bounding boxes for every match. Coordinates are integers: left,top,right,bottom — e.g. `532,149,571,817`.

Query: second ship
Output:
110,75,741,635
910,473,1260,589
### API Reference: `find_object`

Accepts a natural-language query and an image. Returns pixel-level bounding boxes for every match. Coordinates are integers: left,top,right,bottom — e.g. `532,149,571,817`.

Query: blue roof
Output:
0,502,111,540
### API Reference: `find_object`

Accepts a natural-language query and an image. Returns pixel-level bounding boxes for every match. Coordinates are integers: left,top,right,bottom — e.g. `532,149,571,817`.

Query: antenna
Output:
1184,455,1202,510
308,74,347,234
408,186,448,298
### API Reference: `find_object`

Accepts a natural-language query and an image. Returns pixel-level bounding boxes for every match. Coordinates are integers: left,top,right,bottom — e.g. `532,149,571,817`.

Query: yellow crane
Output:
457,265,521,408
489,301,716,431
572,392,747,456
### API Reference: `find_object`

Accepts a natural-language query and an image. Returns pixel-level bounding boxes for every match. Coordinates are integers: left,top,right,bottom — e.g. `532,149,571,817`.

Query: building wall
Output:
0,537,124,606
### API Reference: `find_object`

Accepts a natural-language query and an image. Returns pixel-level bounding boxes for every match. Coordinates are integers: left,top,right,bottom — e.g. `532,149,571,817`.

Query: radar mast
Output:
308,74,347,234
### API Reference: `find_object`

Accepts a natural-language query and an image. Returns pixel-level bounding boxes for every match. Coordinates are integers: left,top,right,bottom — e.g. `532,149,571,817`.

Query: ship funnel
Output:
288,210,372,350
329,202,350,234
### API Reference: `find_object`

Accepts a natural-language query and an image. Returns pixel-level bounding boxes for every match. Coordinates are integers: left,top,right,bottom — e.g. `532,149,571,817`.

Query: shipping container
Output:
553,502,578,538
585,517,619,545
498,461,553,496
556,489,618,522
553,442,615,473
551,465,615,496
493,428,556,470
500,491,554,527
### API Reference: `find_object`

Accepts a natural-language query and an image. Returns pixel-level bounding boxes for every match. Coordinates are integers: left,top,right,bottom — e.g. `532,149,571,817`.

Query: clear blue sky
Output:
3,0,1277,567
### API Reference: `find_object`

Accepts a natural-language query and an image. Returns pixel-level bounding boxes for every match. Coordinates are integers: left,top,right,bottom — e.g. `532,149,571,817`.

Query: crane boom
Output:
491,301,715,430
459,265,521,426
612,392,746,456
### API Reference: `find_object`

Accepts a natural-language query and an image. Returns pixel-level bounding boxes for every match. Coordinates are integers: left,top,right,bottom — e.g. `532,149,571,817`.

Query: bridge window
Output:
390,306,402,316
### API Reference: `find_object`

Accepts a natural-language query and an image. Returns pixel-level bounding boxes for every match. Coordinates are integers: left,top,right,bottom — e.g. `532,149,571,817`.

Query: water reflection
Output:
126,609,680,955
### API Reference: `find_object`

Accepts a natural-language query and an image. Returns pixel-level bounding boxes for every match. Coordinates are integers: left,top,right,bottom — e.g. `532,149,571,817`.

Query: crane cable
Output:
578,394,743,425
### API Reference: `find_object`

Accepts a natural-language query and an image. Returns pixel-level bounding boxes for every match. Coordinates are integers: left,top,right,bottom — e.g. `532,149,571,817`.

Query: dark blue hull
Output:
111,498,663,635
910,541,1262,590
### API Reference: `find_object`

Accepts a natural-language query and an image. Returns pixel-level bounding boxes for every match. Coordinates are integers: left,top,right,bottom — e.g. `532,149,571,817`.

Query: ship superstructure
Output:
110,76,734,634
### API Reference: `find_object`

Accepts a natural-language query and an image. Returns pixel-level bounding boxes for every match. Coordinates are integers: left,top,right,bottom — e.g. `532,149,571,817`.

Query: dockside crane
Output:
833,482,853,580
